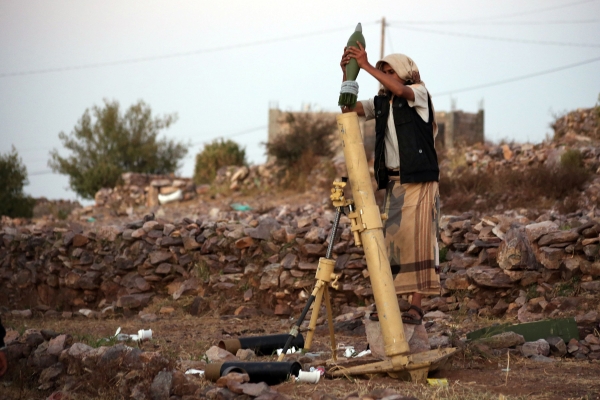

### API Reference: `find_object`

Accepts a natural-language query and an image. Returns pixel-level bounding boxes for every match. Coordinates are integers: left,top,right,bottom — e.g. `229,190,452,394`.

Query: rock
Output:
478,331,525,349
259,264,282,290
547,336,567,357
492,299,509,316
444,270,470,290
236,349,256,361
244,217,280,241
235,236,255,249
39,363,64,385
239,382,270,397
575,311,598,324
525,221,559,243
150,371,173,400
189,296,209,316
149,251,173,265
538,230,579,246
205,345,238,363
580,262,600,277
498,228,538,270
117,293,153,309
581,280,600,292
466,266,513,288
171,371,199,396
517,306,544,323
423,311,450,320
429,336,451,348
68,343,94,358
172,278,200,300
216,372,249,388
537,247,564,270
48,334,71,356
521,339,550,357
182,236,201,251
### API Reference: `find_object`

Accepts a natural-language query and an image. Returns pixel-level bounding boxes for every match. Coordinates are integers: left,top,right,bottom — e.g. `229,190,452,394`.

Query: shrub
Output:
265,112,337,190
560,148,584,169
0,147,36,218
193,139,246,184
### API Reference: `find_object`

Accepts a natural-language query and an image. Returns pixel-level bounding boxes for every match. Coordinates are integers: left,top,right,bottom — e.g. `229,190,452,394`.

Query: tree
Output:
193,139,246,184
49,100,188,199
0,147,36,218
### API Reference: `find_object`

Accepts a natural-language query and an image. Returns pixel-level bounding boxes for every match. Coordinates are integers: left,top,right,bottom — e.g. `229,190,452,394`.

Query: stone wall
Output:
1,203,599,326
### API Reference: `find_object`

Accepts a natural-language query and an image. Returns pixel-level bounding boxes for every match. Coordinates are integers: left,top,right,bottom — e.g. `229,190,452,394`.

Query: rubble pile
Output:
215,156,338,193
552,106,599,142
1,327,424,400
94,172,197,211
456,141,600,172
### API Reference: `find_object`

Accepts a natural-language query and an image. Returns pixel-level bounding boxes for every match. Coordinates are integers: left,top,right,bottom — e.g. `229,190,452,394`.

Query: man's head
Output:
376,54,421,93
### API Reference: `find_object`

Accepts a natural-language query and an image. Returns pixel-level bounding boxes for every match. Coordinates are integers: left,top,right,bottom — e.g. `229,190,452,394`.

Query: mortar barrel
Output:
336,112,410,357
205,361,302,385
219,333,305,356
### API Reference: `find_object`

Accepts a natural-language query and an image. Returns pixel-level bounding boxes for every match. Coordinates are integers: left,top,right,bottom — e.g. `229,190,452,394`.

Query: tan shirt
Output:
360,84,430,169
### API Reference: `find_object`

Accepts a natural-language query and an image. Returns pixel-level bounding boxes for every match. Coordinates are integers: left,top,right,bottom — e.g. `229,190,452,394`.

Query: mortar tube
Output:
219,333,305,356
336,112,410,357
205,361,302,385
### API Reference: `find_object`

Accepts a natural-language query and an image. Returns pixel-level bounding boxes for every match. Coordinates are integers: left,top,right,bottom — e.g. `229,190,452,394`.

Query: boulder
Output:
466,266,513,288
477,331,525,349
521,339,550,357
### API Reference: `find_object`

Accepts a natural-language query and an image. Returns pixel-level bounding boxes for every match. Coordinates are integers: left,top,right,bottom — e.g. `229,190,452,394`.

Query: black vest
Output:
373,92,439,190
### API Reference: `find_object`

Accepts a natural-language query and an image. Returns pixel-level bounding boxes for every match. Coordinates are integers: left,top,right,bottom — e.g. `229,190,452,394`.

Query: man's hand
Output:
340,47,350,80
0,351,7,377
345,42,369,69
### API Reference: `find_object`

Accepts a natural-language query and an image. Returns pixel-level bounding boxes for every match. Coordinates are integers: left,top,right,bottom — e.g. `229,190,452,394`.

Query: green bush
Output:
0,147,36,218
49,100,187,199
193,139,246,184
560,148,584,169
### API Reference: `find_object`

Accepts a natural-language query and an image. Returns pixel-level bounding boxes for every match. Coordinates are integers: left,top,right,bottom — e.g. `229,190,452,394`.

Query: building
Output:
267,104,484,156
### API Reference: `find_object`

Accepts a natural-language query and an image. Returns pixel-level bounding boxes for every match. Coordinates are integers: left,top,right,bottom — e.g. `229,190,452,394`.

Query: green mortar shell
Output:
344,23,366,82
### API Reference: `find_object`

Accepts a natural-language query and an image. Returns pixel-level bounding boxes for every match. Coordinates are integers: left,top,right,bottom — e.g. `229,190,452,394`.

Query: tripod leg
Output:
324,285,337,361
304,281,325,351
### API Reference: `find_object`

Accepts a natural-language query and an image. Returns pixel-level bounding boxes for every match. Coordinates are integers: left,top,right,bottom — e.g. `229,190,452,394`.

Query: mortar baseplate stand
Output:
321,112,455,383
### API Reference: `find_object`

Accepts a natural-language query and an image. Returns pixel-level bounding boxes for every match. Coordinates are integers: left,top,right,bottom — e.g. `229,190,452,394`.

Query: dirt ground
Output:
2,299,600,400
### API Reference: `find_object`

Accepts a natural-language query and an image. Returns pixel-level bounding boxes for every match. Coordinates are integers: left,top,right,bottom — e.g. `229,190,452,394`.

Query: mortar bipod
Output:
276,179,350,361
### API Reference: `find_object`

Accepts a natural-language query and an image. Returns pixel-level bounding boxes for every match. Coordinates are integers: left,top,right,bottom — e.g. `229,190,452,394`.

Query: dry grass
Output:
439,163,591,214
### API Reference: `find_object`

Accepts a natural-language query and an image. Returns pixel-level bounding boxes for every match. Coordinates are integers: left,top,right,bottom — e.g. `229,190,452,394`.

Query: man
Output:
341,43,440,325
0,316,7,377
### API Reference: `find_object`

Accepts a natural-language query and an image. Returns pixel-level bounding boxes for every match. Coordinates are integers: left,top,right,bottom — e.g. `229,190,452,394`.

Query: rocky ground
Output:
1,107,599,400
2,186,600,400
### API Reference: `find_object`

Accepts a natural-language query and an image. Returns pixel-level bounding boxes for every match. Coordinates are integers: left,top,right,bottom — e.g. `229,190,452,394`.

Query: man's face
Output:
381,63,405,90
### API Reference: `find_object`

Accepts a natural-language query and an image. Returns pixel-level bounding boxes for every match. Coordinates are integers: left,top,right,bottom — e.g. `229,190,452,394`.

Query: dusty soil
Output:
2,297,599,400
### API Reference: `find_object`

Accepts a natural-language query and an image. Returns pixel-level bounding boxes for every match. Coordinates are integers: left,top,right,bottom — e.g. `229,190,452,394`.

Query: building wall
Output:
435,109,485,149
267,107,484,156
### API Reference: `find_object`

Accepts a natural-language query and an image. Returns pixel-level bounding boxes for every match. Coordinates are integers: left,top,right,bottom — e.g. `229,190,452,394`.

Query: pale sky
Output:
1,0,599,204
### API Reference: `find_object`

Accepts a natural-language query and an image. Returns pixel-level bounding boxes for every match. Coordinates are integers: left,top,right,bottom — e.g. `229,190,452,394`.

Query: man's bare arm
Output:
345,43,415,101
341,102,364,116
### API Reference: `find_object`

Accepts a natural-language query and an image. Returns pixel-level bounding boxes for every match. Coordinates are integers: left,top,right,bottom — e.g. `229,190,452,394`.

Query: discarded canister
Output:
205,361,302,385
219,333,305,356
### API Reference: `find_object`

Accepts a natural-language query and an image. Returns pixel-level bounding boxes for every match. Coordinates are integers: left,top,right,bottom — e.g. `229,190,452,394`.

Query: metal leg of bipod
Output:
303,281,325,351
324,286,337,361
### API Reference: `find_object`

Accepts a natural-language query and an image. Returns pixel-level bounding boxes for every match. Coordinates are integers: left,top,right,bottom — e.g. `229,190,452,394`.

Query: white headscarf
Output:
376,53,437,137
